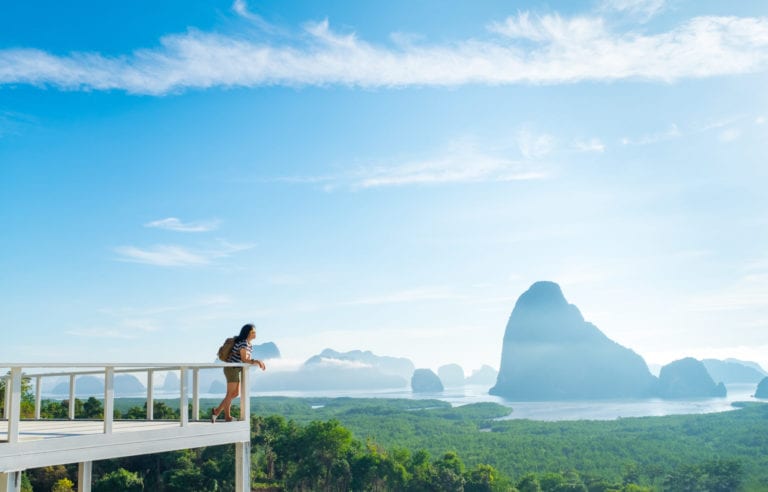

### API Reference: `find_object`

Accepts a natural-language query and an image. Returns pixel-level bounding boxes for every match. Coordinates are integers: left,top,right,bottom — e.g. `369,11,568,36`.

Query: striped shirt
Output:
228,339,252,363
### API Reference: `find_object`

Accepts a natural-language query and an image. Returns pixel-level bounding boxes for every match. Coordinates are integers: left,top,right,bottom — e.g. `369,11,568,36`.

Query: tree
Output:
702,459,743,492
93,468,144,492
516,473,542,492
350,441,408,491
465,463,511,492
20,473,33,492
153,400,180,420
51,477,75,492
433,451,466,492
82,397,104,419
0,373,35,418
27,465,71,492
663,464,703,492
285,420,355,491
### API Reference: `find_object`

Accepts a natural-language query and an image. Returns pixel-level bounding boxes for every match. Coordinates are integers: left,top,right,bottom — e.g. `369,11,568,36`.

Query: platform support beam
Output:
235,441,251,492
78,462,92,492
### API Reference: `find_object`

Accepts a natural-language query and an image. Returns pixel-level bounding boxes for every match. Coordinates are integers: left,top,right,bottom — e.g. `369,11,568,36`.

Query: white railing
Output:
0,363,251,444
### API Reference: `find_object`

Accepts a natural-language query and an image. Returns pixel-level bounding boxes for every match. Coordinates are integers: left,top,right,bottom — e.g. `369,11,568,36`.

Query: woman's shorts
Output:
224,366,242,383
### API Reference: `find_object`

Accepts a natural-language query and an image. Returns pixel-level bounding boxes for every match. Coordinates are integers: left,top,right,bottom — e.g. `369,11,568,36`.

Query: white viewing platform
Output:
1,363,252,492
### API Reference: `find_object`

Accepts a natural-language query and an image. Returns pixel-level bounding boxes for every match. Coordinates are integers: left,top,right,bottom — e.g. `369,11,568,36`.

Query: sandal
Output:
211,411,219,424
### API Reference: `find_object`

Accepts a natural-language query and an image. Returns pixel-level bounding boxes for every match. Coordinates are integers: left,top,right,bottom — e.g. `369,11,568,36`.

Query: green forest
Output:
3,386,767,491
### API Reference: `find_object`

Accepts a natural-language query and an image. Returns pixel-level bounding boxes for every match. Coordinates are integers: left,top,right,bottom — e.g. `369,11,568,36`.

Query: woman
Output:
212,323,266,422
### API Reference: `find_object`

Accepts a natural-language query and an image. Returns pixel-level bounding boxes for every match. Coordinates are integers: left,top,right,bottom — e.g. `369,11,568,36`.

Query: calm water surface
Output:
251,383,762,421
46,383,764,422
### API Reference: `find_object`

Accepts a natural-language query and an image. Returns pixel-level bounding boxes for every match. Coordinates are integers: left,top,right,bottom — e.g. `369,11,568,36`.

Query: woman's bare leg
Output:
214,381,240,420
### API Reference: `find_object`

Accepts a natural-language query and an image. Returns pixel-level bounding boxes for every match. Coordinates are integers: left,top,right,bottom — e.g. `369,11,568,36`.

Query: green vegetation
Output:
11,394,768,491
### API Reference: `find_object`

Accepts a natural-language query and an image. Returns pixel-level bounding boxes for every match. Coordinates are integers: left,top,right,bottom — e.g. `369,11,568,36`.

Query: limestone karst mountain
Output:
438,364,465,387
411,368,444,393
702,358,767,384
465,365,498,386
252,348,412,391
304,348,415,379
489,281,658,400
756,377,768,399
251,341,281,361
658,358,727,398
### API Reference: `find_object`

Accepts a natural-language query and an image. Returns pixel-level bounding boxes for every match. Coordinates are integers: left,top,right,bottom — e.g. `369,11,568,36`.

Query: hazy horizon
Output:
2,1,767,374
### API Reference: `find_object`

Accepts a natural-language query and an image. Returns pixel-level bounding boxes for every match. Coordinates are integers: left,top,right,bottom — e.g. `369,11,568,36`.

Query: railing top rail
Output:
0,363,248,378
0,363,244,368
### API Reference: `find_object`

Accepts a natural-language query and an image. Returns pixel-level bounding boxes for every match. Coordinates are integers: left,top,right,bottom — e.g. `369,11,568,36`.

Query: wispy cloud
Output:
115,245,210,266
144,217,219,232
232,0,281,34
341,287,465,306
572,137,606,153
114,240,254,267
1,13,767,94
685,259,768,311
98,295,233,317
335,133,553,189
67,319,157,340
621,123,681,145
66,328,137,339
718,128,741,142
599,0,668,21
354,154,547,189
0,110,36,137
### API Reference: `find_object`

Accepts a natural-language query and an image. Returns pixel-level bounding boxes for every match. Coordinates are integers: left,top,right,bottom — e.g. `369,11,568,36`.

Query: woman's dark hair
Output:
235,323,255,343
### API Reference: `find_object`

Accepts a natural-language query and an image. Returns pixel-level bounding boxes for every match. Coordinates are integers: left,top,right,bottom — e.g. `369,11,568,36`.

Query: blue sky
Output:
1,0,767,374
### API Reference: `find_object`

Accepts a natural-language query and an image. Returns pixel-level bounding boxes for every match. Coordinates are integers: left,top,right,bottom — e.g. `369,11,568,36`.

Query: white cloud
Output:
144,217,219,232
600,0,668,20
718,128,741,142
66,328,137,339
756,116,766,124
232,0,280,34
488,12,607,42
685,263,768,311
341,287,464,306
115,245,210,266
573,138,606,152
351,136,550,188
516,128,554,159
313,358,372,369
1,14,767,94
114,240,254,267
98,295,233,317
621,123,681,145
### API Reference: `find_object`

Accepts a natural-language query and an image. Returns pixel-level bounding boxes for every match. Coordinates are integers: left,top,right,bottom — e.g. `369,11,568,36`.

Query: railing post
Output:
146,369,154,420
103,367,114,434
179,367,188,427
2,375,9,420
78,461,92,492
192,367,200,421
240,364,250,422
6,367,21,444
35,375,42,420
68,374,76,420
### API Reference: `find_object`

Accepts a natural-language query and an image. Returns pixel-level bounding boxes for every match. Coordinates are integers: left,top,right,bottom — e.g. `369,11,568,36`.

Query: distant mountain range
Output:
702,359,767,384
41,287,765,400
